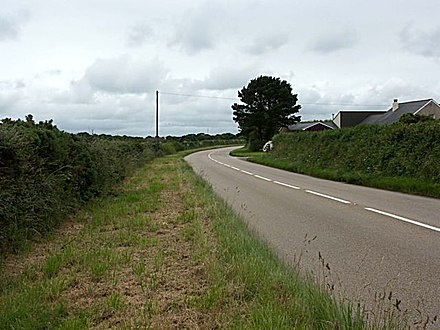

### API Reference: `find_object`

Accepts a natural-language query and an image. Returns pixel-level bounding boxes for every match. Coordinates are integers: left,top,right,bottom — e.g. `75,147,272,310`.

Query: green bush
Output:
0,116,158,256
271,121,440,184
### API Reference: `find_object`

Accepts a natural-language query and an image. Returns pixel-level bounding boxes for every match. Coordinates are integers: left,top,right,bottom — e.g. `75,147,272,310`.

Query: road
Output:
185,146,440,328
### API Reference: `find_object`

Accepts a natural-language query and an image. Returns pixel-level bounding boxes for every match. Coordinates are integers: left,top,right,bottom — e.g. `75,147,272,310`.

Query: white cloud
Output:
0,10,29,41
400,24,440,60
193,66,258,91
245,33,289,55
1,0,440,136
81,55,168,94
169,2,228,54
364,78,429,104
307,28,359,54
126,23,155,48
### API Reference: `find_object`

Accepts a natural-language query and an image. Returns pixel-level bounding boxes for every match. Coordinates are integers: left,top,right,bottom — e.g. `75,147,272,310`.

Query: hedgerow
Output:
0,116,242,257
271,120,440,185
0,116,158,256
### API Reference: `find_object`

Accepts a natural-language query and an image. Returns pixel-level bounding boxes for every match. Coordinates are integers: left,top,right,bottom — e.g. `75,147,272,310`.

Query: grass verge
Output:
0,151,404,329
231,147,440,198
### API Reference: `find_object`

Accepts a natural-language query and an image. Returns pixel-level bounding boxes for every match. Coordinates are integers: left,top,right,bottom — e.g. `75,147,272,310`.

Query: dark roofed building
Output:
333,110,386,128
288,121,337,131
333,98,440,128
358,99,440,125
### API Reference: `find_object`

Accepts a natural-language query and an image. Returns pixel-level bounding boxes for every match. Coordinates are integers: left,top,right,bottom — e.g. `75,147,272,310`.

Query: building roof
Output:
288,121,337,131
359,99,434,125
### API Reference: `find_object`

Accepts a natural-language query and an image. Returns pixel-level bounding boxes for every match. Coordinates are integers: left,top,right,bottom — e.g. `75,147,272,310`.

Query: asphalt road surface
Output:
185,146,440,329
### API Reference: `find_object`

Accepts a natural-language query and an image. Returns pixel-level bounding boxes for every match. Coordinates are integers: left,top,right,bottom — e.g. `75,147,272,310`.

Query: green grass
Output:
232,147,440,198
0,151,407,329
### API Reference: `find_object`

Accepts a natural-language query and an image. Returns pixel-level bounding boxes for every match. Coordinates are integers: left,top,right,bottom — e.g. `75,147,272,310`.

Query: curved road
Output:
185,147,440,328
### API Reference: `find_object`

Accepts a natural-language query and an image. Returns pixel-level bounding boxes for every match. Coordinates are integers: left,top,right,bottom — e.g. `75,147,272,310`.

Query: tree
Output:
232,75,301,151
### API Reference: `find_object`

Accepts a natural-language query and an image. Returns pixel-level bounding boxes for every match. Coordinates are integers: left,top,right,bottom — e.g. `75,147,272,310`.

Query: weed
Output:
107,292,125,311
133,258,147,277
44,253,65,279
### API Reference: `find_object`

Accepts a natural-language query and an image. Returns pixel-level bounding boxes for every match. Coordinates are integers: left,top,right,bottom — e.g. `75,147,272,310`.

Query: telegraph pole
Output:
155,90,159,138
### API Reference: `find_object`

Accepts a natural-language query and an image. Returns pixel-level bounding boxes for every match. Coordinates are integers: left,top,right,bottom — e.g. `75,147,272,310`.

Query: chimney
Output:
392,99,399,111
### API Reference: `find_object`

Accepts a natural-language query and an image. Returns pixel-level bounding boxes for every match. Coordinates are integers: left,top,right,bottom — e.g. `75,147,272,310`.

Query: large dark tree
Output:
232,75,301,150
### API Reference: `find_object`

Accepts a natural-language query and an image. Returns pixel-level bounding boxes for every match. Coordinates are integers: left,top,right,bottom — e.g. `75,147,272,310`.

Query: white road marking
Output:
305,190,351,204
254,174,272,182
273,181,300,190
206,151,439,234
365,208,440,233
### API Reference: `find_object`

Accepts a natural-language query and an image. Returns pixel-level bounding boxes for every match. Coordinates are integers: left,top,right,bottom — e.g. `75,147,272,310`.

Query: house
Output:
358,98,440,125
288,121,338,132
332,110,387,128
333,98,440,128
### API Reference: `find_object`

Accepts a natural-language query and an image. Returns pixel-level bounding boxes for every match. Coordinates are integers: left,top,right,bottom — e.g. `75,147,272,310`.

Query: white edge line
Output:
273,181,300,190
254,174,272,182
305,190,351,204
365,207,440,233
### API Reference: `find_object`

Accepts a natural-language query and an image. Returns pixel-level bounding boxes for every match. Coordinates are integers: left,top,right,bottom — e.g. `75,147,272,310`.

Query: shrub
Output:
271,121,440,184
0,117,158,256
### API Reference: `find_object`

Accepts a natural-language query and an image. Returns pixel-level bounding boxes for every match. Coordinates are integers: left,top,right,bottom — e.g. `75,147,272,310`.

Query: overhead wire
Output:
158,91,388,107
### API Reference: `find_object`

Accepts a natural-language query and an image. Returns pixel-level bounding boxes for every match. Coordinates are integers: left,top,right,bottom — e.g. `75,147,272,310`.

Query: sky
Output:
1,0,440,137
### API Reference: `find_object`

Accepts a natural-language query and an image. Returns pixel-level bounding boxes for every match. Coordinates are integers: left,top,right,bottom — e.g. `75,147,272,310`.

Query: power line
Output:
160,91,238,100
302,102,388,107
159,90,388,107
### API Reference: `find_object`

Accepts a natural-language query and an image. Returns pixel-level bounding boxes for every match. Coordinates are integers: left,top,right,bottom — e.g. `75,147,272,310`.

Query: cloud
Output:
0,80,26,117
193,66,258,91
126,23,154,48
160,98,236,135
0,10,29,42
245,33,289,55
400,24,440,60
364,78,428,104
80,55,168,95
169,2,227,54
307,29,359,54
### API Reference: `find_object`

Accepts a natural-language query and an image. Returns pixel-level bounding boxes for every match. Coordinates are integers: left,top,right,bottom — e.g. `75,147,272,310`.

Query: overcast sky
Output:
1,0,439,136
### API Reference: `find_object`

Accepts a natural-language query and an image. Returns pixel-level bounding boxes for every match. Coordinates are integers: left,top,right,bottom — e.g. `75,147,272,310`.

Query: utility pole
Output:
155,90,159,138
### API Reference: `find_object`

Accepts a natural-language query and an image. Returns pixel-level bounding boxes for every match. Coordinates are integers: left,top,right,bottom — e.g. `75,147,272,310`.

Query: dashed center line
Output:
206,151,437,234
305,190,351,204
273,181,300,190
254,174,272,182
365,208,440,233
